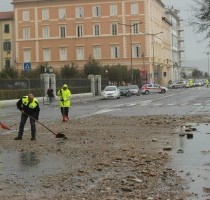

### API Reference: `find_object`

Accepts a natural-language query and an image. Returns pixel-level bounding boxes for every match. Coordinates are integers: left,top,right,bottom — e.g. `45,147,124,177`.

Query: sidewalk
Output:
0,93,102,107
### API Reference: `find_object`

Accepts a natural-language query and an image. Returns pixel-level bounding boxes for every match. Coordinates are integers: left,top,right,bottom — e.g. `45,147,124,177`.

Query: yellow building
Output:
0,11,14,71
12,0,172,85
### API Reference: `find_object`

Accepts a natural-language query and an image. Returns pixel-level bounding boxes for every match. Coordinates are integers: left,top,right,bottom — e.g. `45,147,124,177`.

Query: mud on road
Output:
0,114,209,200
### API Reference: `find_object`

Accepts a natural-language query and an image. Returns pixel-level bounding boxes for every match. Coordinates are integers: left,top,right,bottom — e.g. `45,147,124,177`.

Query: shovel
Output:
0,122,11,130
23,112,66,139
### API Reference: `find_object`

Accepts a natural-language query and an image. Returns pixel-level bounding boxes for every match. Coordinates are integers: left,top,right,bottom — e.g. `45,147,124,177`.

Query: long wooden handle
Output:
23,113,57,136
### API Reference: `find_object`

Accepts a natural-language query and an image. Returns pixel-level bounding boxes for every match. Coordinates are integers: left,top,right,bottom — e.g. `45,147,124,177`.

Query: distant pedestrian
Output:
47,86,54,104
205,79,209,88
15,94,40,141
57,84,72,122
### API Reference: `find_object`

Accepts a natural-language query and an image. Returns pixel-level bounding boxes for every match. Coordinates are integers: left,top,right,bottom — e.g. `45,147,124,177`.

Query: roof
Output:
0,12,14,20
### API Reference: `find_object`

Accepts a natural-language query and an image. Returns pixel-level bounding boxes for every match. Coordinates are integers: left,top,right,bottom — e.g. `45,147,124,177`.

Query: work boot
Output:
31,137,36,141
64,115,69,122
14,136,22,140
62,116,65,122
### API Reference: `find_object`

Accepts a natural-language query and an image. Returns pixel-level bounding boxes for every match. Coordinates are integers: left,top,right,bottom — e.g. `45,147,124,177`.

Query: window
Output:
111,46,119,58
93,46,101,59
93,24,100,36
163,72,167,77
131,3,139,15
59,8,66,19
110,4,117,16
5,60,11,68
22,10,30,21
111,23,118,35
3,42,11,51
76,25,83,37
132,23,139,34
4,24,10,33
43,49,51,61
132,44,141,58
92,5,101,17
42,9,49,20
59,48,67,61
76,47,84,60
42,26,50,39
23,49,31,62
60,26,66,38
75,7,84,18
23,27,30,39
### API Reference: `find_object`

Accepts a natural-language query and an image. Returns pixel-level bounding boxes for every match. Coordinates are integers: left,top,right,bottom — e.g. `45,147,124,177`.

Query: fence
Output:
0,78,109,100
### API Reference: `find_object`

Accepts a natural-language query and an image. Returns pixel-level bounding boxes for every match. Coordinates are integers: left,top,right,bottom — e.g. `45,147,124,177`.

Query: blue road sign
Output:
23,62,31,71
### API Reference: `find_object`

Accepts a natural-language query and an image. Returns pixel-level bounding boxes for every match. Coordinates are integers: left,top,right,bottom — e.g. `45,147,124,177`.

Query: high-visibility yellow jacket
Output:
16,96,40,119
57,86,71,107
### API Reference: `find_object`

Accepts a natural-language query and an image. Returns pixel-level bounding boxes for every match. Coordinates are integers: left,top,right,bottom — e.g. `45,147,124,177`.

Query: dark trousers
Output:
61,107,69,117
48,96,54,103
18,113,36,138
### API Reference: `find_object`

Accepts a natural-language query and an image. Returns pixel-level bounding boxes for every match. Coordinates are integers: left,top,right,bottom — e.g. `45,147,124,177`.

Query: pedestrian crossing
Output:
114,100,210,108
143,102,208,107
122,100,210,107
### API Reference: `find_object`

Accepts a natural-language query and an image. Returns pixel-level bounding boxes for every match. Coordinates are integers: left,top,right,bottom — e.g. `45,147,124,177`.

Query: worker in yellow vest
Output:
15,94,40,141
57,84,72,122
205,79,209,88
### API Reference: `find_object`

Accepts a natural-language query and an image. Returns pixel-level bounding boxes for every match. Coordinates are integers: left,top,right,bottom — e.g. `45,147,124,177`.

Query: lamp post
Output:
145,32,163,83
204,52,210,77
23,76,30,93
118,22,143,84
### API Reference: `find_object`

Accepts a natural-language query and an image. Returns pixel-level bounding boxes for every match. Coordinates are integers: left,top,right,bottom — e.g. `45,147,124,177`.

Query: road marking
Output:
193,103,202,106
79,89,200,118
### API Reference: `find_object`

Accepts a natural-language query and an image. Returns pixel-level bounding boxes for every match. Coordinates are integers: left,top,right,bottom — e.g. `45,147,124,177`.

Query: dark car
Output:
118,86,131,97
127,85,140,96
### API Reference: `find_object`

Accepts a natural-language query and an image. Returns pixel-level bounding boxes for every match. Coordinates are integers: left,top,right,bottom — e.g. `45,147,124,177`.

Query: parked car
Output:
141,83,168,94
168,81,189,89
193,79,203,87
180,80,190,88
118,86,131,97
127,85,140,96
101,86,120,99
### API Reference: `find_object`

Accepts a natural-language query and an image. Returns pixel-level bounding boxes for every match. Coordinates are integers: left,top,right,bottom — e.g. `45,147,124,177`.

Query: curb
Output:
0,93,101,107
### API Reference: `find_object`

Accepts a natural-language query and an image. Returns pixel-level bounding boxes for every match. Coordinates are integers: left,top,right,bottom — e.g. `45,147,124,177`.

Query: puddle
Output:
170,123,210,199
0,151,66,184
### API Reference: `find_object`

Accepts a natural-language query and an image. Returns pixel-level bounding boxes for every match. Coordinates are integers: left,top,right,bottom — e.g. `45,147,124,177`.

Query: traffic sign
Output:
23,62,31,71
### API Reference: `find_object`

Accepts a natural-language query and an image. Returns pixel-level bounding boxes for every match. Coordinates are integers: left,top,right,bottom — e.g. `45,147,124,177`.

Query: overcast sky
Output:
163,0,209,60
1,0,209,69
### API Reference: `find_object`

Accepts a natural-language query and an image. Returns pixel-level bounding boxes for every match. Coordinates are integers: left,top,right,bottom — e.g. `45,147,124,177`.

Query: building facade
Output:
165,7,185,81
12,0,172,85
0,11,14,71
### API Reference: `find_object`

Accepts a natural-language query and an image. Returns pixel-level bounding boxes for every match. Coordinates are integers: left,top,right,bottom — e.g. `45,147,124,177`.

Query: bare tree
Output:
190,0,210,45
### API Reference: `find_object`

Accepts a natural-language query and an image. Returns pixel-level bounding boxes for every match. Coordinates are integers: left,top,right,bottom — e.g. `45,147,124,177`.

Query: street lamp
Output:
118,21,143,84
145,32,163,83
203,52,210,77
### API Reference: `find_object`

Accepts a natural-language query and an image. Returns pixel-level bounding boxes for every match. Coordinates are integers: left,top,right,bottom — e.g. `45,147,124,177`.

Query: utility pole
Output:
146,32,163,83
118,22,143,84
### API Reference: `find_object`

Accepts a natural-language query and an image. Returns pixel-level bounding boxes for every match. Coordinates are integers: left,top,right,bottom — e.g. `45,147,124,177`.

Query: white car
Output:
102,86,120,99
141,84,168,95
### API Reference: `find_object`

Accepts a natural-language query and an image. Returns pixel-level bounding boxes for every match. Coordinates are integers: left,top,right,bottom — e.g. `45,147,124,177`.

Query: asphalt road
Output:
1,86,210,129
1,86,210,199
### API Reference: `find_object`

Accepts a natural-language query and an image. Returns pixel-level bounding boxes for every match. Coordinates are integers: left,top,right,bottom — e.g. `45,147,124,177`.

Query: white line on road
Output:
193,103,202,106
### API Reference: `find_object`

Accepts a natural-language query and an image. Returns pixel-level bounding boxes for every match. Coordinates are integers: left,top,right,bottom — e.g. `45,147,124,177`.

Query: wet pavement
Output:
170,123,210,199
0,150,66,187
